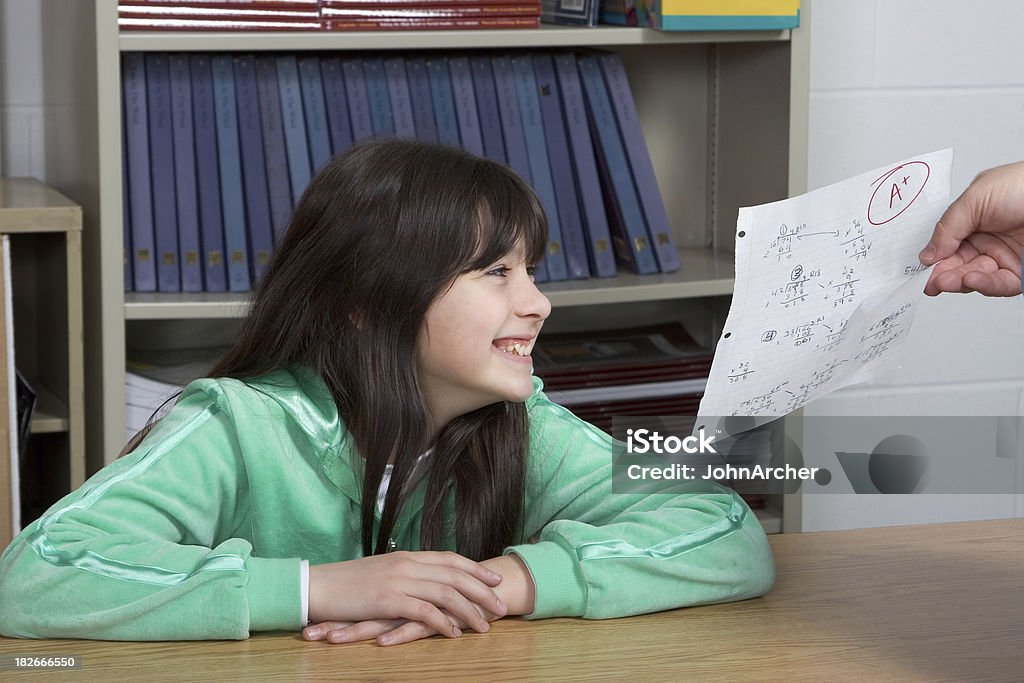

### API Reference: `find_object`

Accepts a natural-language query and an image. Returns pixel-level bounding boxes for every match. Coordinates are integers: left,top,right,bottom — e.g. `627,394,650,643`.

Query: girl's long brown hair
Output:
147,140,548,560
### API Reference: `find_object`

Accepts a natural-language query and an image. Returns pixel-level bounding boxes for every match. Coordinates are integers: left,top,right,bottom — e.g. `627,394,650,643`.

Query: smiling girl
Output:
0,140,774,644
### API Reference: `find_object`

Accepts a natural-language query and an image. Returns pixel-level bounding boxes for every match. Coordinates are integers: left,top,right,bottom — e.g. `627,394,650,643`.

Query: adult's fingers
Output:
962,268,1023,296
921,185,983,265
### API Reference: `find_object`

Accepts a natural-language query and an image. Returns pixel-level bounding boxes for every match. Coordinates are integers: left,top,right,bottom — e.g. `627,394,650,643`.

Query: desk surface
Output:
1,519,1021,681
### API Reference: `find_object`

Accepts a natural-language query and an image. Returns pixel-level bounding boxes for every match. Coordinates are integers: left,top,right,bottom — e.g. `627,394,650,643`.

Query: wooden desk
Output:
1,519,1021,681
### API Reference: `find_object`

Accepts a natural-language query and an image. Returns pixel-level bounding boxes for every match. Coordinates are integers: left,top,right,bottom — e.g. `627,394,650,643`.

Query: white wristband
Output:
300,559,310,627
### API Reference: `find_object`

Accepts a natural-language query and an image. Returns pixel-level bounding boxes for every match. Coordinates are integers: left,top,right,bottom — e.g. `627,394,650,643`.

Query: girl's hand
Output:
306,551,507,639
301,607,489,646
303,554,536,646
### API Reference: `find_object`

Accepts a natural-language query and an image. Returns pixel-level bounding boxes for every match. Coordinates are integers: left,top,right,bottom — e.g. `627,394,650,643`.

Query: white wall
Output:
803,0,1024,530
2,0,1021,529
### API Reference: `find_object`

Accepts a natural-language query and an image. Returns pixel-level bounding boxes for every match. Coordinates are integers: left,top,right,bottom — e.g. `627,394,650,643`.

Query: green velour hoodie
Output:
0,366,774,640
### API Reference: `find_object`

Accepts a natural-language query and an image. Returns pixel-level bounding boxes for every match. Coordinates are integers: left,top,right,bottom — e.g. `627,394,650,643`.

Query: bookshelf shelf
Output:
29,383,69,435
123,247,734,320
119,26,791,53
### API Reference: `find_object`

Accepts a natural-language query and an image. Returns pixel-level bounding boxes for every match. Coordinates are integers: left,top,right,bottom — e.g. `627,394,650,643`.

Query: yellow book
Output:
661,0,799,15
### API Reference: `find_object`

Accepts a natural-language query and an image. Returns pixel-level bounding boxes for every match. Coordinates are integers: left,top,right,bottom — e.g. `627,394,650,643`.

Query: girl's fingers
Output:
404,551,504,586
302,621,354,640
387,595,463,639
405,579,494,633
324,619,404,644
377,620,441,647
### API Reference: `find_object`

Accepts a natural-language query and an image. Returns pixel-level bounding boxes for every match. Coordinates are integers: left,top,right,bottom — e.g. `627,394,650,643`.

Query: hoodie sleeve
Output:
505,386,776,620
0,381,302,640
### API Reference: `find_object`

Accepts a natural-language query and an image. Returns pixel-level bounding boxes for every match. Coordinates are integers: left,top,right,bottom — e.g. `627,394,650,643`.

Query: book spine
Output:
276,55,312,203
599,52,679,273
298,55,332,173
168,53,203,292
121,0,321,6
469,55,505,164
255,55,294,244
553,52,616,277
322,0,536,5
341,58,374,143
322,16,539,29
426,56,460,147
384,56,416,139
512,54,568,281
576,55,658,275
364,57,395,137
533,52,588,280
491,53,544,283
146,53,181,292
234,54,275,283
404,57,437,143
448,56,483,156
190,54,227,292
118,7,320,19
321,56,354,154
120,17,322,30
211,54,251,292
491,54,531,183
122,52,157,292
321,4,541,16
121,114,134,292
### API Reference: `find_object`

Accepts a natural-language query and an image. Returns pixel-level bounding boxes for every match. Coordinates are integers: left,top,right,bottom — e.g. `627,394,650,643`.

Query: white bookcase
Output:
0,178,85,546
75,0,811,533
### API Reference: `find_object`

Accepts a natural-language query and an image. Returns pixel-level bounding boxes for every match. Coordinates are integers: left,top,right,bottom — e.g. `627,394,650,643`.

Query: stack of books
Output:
533,322,713,434
320,0,541,31
124,347,227,440
117,0,541,31
600,0,800,31
122,49,679,293
118,0,323,31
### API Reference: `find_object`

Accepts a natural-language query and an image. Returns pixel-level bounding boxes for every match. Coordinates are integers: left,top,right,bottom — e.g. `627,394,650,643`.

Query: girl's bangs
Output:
463,174,548,273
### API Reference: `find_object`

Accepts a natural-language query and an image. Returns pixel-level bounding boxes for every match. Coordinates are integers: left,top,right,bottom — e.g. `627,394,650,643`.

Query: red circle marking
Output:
867,161,931,226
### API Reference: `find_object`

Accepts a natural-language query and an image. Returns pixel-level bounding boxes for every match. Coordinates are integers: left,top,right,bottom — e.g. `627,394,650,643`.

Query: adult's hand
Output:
920,161,1024,296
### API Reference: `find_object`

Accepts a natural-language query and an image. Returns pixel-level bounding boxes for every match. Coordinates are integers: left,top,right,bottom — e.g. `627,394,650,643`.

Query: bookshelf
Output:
0,178,85,545
78,0,811,534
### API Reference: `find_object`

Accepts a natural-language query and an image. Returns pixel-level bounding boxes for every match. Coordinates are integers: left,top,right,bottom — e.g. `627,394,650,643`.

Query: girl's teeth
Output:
500,343,530,356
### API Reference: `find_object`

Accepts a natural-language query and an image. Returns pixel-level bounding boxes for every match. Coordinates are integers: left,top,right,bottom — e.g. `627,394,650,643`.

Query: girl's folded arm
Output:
0,388,301,641
505,395,776,620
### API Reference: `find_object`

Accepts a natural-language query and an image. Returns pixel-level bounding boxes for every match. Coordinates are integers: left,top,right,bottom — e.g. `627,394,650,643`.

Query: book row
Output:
122,49,680,292
116,0,799,31
118,0,542,31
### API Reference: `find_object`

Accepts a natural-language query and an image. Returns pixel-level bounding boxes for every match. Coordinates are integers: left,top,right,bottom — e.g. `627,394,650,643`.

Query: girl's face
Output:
416,242,551,429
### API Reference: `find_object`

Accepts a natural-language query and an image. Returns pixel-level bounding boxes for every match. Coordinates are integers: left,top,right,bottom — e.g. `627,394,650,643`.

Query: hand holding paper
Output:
699,149,953,420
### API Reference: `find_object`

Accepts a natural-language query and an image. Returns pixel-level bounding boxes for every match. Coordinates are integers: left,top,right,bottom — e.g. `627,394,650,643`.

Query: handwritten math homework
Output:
698,149,952,421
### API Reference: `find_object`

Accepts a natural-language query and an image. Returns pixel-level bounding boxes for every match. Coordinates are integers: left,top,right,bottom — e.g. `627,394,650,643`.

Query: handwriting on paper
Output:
698,149,953,422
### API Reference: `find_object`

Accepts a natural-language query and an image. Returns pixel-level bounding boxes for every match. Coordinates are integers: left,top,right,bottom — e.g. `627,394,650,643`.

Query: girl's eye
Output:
526,265,537,279
487,266,508,277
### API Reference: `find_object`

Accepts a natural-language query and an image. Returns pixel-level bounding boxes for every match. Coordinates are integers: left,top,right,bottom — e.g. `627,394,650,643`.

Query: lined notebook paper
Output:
699,149,953,422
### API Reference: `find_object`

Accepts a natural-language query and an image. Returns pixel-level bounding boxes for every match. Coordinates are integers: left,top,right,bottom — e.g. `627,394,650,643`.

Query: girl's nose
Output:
518,278,551,321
